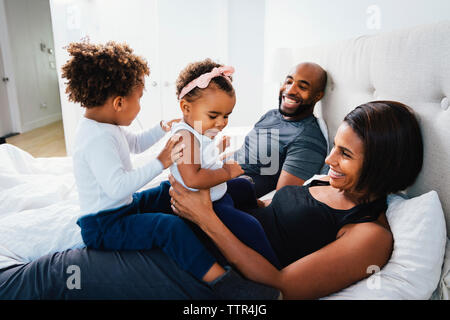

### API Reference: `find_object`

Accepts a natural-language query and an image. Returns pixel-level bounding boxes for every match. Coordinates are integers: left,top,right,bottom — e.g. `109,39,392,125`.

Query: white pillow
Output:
322,190,447,300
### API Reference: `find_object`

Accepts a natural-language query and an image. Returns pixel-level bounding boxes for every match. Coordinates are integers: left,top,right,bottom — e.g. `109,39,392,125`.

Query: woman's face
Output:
325,122,365,193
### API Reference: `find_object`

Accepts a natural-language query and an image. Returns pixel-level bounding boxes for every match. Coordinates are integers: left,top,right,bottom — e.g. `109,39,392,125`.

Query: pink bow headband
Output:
178,65,235,100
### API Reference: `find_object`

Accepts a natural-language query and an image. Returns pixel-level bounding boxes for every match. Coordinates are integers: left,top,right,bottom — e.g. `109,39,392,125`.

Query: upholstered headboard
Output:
275,21,450,237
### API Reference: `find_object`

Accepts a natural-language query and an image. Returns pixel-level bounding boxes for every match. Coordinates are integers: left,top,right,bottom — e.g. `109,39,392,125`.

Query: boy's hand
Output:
217,135,230,154
222,160,244,180
157,134,184,169
160,118,182,132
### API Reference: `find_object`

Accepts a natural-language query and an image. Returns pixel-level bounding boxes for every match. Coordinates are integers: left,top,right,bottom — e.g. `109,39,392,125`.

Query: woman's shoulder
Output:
338,214,392,243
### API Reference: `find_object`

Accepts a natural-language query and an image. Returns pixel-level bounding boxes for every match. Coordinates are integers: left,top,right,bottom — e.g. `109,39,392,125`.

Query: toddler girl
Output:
170,59,280,268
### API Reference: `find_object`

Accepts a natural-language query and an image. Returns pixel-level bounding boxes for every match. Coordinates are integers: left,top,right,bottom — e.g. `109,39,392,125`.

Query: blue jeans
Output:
76,181,216,281
0,248,279,300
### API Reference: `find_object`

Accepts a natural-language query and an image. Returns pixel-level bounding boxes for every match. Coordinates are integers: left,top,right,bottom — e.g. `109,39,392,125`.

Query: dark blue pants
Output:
77,179,280,283
76,181,216,281
214,178,280,268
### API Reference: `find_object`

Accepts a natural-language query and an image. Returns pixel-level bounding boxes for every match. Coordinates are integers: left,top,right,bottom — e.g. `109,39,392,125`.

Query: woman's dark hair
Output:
175,58,234,102
344,100,423,198
61,40,149,108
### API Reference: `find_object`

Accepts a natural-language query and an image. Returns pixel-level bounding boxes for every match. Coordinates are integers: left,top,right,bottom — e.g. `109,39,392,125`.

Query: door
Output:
0,45,13,137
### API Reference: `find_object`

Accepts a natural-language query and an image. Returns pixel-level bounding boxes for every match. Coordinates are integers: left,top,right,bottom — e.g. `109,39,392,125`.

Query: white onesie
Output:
169,121,227,201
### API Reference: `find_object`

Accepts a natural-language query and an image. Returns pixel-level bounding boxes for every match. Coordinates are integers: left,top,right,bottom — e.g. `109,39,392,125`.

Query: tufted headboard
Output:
275,21,450,237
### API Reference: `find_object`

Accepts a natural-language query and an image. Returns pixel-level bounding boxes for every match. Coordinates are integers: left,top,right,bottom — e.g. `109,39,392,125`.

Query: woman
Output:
0,101,423,299
169,100,423,299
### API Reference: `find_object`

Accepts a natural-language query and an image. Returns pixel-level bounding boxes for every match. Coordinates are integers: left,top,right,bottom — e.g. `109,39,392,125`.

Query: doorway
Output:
0,45,13,138
1,0,65,155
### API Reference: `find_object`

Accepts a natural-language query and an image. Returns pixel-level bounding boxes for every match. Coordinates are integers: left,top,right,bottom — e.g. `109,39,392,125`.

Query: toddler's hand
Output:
157,134,184,169
160,118,182,132
218,135,230,154
222,160,244,180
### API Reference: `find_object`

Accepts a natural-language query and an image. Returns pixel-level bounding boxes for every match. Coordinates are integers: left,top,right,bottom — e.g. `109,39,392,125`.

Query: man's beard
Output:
278,94,314,117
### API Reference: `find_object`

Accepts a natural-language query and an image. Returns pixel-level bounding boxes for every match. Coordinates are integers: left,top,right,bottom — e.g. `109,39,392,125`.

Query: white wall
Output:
227,0,265,127
3,0,62,132
157,0,230,123
263,0,450,108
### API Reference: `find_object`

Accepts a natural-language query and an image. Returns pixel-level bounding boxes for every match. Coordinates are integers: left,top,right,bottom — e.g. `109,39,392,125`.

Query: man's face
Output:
278,64,322,118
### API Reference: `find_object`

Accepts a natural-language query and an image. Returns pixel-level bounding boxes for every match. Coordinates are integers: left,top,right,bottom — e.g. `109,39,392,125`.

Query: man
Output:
234,62,328,198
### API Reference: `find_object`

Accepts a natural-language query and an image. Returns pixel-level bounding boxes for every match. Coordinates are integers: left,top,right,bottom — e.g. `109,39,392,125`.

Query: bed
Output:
1,21,449,299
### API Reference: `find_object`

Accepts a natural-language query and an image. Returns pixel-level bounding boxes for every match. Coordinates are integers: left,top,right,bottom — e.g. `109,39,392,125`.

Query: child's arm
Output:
85,133,183,200
177,130,243,189
125,118,181,154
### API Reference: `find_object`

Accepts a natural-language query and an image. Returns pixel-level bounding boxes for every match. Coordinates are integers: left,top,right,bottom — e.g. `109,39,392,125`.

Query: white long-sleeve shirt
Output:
73,117,166,216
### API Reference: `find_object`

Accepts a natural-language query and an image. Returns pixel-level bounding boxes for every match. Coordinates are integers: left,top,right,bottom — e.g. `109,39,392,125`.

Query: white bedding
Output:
0,126,252,270
0,144,84,270
0,143,172,270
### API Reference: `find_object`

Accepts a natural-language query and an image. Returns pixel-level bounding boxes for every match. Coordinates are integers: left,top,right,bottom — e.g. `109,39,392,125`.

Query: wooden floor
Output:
5,120,67,157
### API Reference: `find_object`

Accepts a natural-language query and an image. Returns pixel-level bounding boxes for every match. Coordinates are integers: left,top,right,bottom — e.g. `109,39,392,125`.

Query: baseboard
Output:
0,132,19,144
21,113,62,133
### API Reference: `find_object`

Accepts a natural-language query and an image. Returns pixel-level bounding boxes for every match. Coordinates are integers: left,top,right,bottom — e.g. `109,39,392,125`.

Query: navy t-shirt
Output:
234,109,327,181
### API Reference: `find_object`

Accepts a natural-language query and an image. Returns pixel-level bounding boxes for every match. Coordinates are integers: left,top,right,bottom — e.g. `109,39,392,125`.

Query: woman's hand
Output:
168,174,215,226
160,118,182,132
157,134,184,169
169,174,283,293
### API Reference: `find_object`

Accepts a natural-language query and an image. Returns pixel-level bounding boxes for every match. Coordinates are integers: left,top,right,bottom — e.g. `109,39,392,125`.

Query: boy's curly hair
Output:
176,58,234,102
61,41,149,108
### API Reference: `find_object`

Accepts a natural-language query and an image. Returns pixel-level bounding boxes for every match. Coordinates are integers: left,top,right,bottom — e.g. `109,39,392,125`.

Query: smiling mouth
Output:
329,168,345,179
282,95,301,108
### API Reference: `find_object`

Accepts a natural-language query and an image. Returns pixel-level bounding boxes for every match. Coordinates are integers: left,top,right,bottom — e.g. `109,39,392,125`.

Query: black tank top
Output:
249,180,387,268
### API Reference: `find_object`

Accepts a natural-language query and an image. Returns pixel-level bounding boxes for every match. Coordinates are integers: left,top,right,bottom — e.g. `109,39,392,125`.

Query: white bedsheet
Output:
0,143,173,270
0,126,251,270
0,144,83,270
